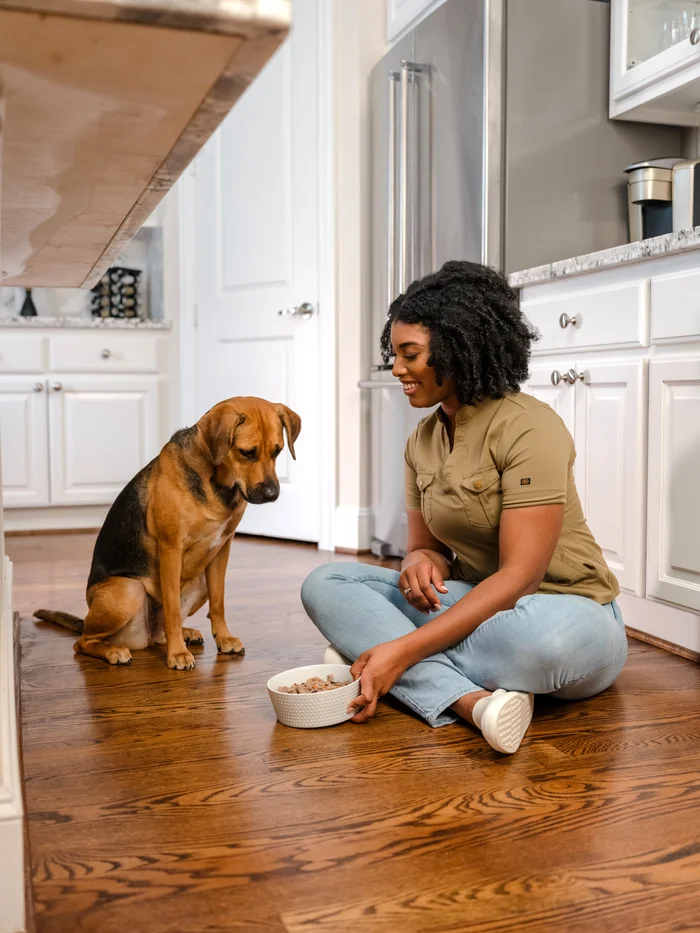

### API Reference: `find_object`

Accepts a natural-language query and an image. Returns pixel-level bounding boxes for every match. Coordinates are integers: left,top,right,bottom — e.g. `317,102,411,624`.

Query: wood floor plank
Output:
10,532,700,933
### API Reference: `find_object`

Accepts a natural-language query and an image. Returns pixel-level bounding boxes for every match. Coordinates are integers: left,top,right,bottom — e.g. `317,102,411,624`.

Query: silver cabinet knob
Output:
101,348,112,359
278,301,314,319
567,368,589,385
51,381,63,392
559,312,579,329
551,370,563,386
33,382,44,392
691,27,700,44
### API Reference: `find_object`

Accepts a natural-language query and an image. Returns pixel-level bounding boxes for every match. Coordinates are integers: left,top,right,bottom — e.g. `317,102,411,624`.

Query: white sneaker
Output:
473,689,534,754
323,644,351,666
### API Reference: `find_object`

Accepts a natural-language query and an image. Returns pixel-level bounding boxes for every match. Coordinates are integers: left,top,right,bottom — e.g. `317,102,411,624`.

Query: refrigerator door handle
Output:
400,62,427,293
388,71,400,310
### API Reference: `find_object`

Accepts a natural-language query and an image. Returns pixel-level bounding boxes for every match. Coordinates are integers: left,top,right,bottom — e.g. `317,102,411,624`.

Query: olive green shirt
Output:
404,392,619,604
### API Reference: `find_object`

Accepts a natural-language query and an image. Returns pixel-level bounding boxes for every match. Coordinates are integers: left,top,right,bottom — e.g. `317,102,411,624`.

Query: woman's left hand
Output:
348,640,412,723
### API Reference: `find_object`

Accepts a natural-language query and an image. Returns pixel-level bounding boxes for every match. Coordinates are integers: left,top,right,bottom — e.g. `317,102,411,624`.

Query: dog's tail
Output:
34,610,84,634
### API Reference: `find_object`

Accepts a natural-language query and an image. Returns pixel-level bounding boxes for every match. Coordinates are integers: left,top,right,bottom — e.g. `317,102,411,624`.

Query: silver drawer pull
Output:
567,368,589,385
33,382,44,393
691,26,700,44
51,381,62,392
101,348,112,359
559,312,579,329
551,370,564,386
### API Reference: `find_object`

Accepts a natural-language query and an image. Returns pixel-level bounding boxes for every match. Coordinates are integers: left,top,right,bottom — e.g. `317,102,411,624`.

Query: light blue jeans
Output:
300,562,628,727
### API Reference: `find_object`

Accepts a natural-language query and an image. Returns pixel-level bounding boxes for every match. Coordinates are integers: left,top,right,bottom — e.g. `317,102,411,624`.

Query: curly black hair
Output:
380,260,539,406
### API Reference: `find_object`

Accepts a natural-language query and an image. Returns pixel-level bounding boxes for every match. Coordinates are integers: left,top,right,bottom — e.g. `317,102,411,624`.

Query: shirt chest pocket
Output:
459,467,502,528
416,471,436,524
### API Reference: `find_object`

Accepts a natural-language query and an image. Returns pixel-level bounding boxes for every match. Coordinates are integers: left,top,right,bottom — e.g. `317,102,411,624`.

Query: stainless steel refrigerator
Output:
363,0,682,559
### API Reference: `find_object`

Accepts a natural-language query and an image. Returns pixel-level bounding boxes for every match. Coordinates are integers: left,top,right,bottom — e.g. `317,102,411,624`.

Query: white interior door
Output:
0,375,49,507
48,375,158,506
646,358,700,612
193,0,320,543
574,360,647,597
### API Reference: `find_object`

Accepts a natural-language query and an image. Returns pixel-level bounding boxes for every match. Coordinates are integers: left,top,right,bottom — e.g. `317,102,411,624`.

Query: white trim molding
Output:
333,505,374,552
317,0,336,553
0,558,26,933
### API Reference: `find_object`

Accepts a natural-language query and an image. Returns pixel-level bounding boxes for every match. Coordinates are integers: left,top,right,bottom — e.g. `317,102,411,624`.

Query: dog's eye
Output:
239,448,258,461
272,446,282,458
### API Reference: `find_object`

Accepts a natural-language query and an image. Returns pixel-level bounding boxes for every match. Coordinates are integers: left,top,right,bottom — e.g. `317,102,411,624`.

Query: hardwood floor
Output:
10,532,700,933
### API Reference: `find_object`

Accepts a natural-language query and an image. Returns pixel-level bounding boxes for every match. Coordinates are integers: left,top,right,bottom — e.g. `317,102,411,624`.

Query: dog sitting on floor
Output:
34,396,301,670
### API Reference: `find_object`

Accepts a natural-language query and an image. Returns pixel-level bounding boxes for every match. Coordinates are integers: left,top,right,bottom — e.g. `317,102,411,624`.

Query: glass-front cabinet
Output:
611,0,700,124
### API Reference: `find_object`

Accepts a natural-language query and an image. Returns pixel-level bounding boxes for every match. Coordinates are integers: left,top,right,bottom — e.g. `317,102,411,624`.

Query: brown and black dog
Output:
35,396,300,670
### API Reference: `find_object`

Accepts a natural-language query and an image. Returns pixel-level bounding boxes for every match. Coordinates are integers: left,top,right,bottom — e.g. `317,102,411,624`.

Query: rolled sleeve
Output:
499,407,573,509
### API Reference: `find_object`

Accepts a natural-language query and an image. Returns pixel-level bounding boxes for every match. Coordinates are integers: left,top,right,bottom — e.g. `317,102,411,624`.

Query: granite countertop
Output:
0,317,172,330
508,226,700,289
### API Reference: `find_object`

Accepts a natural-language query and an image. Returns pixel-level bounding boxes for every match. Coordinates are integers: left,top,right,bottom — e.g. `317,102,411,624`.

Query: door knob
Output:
278,302,314,319
33,382,44,392
51,381,63,392
559,312,579,329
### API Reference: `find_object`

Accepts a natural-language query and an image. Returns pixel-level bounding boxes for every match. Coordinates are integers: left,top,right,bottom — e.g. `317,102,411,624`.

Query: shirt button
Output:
474,480,483,490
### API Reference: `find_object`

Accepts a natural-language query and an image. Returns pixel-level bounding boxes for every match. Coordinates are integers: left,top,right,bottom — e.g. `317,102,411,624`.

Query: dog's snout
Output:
247,480,279,504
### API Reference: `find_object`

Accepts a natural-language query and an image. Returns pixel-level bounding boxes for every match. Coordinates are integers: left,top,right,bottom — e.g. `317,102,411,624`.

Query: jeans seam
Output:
557,642,628,690
391,684,477,726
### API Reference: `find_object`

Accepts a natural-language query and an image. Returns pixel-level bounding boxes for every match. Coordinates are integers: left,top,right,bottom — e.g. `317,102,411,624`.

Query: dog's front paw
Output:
106,646,132,666
182,627,204,646
216,635,245,656
167,650,196,670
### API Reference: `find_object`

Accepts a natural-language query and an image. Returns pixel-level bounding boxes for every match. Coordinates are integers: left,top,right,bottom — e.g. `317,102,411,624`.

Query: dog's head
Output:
198,397,301,504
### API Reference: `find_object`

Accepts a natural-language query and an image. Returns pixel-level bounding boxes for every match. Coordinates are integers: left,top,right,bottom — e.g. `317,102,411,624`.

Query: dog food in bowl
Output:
267,663,361,728
278,674,351,694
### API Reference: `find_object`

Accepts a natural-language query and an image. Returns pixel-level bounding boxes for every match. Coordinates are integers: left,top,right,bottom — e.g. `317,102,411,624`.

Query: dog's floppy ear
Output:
199,405,246,466
276,404,301,461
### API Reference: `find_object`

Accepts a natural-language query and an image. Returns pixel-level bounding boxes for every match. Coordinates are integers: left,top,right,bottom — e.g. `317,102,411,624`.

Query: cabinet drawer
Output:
0,335,46,373
49,333,162,373
651,269,700,342
522,281,650,353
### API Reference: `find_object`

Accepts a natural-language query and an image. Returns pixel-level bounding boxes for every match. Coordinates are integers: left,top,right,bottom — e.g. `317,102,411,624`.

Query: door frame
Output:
167,0,336,552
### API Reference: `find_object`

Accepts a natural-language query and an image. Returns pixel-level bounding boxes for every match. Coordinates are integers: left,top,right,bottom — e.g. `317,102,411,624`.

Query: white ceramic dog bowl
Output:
266,663,361,728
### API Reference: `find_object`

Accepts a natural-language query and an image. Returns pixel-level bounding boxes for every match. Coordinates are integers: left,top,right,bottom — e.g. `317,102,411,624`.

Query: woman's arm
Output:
399,510,453,611
399,503,564,665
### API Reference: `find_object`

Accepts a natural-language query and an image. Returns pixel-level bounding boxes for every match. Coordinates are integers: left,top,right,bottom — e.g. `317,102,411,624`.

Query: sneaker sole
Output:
481,691,534,754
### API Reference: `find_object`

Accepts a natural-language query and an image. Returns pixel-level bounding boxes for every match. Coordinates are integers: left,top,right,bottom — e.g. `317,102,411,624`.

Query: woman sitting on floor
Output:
301,260,627,754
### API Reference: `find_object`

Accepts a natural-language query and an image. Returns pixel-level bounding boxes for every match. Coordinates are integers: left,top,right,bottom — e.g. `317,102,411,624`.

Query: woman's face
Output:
390,321,457,408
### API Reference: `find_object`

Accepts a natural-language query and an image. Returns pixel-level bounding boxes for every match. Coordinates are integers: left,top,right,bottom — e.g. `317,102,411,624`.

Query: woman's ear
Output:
276,405,302,460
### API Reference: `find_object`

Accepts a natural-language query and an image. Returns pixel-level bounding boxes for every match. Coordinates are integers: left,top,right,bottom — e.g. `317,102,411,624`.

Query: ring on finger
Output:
403,587,412,597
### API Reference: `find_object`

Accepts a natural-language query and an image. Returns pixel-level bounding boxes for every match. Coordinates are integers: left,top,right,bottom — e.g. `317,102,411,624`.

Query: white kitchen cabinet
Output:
610,0,700,124
387,0,445,41
523,363,576,435
0,376,50,507
524,360,648,597
646,357,700,612
574,360,648,597
47,375,159,506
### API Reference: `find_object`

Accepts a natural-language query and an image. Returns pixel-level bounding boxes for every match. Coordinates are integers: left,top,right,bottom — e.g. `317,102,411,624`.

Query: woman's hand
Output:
347,641,411,723
399,552,449,613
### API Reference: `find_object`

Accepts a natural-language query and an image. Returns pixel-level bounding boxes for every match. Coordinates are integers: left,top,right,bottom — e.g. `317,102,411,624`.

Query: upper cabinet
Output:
611,0,700,124
0,0,290,288
387,0,445,42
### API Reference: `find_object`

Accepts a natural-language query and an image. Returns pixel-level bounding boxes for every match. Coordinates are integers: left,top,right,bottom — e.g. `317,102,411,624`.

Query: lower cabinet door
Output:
646,358,700,612
48,375,159,506
0,375,50,507
574,360,647,597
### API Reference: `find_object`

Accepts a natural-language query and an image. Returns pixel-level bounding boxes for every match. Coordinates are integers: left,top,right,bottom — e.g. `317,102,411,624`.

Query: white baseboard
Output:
4,505,108,534
332,506,374,552
0,557,26,933
617,591,700,657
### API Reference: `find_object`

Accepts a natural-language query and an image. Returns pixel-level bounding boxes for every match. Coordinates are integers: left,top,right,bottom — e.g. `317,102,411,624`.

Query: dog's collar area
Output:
210,475,241,509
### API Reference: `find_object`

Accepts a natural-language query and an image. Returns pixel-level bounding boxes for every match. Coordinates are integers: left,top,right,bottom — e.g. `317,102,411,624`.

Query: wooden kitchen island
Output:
0,3,289,929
